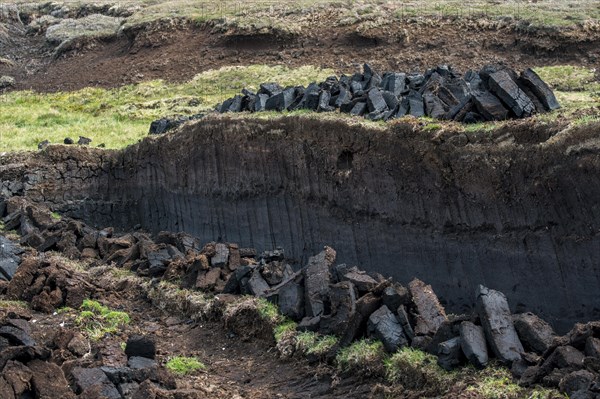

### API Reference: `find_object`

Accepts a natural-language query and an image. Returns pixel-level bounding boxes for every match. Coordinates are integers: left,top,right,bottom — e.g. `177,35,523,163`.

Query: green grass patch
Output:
165,356,206,375
336,339,386,372
534,66,599,92
0,300,29,309
0,65,334,152
295,331,338,356
385,347,450,392
53,0,600,32
256,297,284,324
75,299,130,340
462,365,564,399
466,366,522,398
274,319,297,343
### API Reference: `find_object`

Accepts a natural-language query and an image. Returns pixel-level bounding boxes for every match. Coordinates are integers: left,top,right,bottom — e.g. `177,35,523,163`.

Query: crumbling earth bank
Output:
1,117,600,332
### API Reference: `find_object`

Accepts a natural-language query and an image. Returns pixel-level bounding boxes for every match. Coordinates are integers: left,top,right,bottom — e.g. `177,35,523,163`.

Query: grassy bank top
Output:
6,0,600,32
0,64,598,152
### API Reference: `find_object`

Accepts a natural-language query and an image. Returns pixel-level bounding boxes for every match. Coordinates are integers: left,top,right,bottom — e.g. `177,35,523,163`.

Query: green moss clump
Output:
166,356,206,375
75,299,130,340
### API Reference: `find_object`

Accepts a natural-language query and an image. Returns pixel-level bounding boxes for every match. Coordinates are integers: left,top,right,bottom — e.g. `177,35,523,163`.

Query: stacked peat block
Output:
2,196,600,397
215,64,560,123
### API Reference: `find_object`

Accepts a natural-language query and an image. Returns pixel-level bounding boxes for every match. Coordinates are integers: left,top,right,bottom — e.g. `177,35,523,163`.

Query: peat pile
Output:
0,300,175,399
2,197,600,398
216,64,560,122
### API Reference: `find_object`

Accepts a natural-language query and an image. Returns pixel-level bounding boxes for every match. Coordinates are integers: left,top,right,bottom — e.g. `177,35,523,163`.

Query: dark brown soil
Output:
0,263,380,399
1,19,599,92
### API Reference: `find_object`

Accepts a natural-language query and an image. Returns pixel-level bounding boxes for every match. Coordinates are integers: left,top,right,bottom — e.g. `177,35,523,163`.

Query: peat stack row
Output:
1,197,600,398
216,64,560,123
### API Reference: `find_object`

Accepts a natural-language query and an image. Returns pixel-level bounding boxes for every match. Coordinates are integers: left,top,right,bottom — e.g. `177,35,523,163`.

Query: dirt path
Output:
97,277,380,398
1,19,599,92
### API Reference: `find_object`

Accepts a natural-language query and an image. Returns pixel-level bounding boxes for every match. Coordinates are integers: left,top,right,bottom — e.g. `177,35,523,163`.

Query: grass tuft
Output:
76,299,130,340
274,319,297,343
336,339,386,372
0,300,29,309
385,347,450,392
0,65,333,152
165,356,206,375
256,297,283,324
295,331,338,356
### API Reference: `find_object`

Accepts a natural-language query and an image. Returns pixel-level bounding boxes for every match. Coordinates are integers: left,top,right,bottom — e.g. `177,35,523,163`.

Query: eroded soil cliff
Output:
2,116,599,332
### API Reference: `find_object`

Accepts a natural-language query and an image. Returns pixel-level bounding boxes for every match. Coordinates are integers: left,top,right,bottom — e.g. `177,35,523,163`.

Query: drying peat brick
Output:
407,91,425,117
368,305,408,353
317,90,335,112
488,70,535,117
585,337,600,357
246,268,270,297
423,93,447,119
396,97,409,117
460,321,488,369
396,305,414,341
228,95,243,112
367,88,388,113
265,88,294,112
339,292,382,346
334,87,352,108
259,82,282,96
472,90,509,121
408,278,447,336
476,285,524,364
0,325,36,346
77,136,91,145
381,72,406,96
341,267,378,293
125,335,156,359
275,278,305,320
29,360,76,399
297,83,320,111
211,243,229,267
319,281,357,335
513,312,557,354
381,90,399,110
303,247,336,317
382,284,410,311
446,95,472,120
519,68,560,111
437,337,465,371
254,94,269,112
350,102,367,116
0,236,22,281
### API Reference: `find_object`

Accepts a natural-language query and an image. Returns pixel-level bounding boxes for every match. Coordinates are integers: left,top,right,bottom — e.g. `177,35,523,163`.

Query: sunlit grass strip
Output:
165,356,206,375
75,299,130,340
0,65,334,152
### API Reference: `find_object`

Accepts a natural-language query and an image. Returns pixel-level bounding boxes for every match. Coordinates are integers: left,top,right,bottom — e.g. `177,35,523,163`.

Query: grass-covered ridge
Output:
1,64,598,152
165,356,206,375
13,0,600,32
75,299,131,340
0,65,334,151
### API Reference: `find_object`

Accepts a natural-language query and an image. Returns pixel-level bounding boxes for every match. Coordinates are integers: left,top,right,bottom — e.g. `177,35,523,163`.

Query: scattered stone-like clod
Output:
215,64,559,123
2,196,600,399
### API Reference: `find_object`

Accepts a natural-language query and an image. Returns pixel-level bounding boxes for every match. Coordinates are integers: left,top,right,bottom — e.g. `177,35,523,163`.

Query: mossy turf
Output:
165,356,206,375
2,63,598,152
0,65,334,151
75,299,131,340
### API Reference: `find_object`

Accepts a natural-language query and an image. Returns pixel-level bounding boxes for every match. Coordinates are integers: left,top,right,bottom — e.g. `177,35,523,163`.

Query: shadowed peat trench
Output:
2,116,600,333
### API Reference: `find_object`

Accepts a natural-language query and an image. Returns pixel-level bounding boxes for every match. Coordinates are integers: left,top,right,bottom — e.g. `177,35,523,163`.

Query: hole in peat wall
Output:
337,150,354,171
